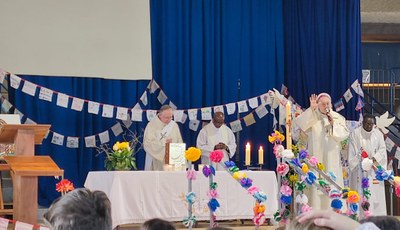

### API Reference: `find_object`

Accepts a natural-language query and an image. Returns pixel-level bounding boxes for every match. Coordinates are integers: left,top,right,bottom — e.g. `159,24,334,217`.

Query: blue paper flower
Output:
202,166,211,177
208,198,220,212
327,171,337,182
185,192,196,204
349,203,358,213
254,191,267,203
361,177,369,189
291,158,302,168
210,165,216,176
331,199,343,209
224,161,236,168
305,171,316,185
280,195,292,205
240,177,253,188
298,150,308,160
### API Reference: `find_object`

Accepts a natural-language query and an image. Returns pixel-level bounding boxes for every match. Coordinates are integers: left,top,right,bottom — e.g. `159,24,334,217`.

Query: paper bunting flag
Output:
355,97,364,111
243,113,256,126
362,70,370,83
278,104,285,126
395,148,400,161
15,221,33,230
66,137,79,148
0,68,7,83
248,97,259,109
255,105,268,119
51,132,64,146
169,101,177,110
343,89,353,102
146,110,157,121
71,98,84,112
0,217,8,229
10,74,21,89
213,105,224,113
148,80,160,93
24,118,36,124
14,108,24,120
230,120,242,133
173,110,184,123
116,107,128,120
201,107,212,120
385,137,395,152
102,104,114,118
56,93,69,108
237,100,249,113
189,120,200,131
351,79,364,98
188,109,198,121
334,98,345,112
122,116,132,128
131,109,143,122
99,130,110,144
88,101,100,114
270,108,278,130
39,87,54,102
1,99,12,113
281,84,289,97
85,135,96,148
226,103,236,115
181,113,188,124
21,81,37,97
111,123,123,137
260,93,271,105
157,90,167,104
140,91,148,106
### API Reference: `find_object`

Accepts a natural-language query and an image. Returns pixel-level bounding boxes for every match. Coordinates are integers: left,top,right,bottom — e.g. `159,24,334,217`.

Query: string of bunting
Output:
0,217,50,230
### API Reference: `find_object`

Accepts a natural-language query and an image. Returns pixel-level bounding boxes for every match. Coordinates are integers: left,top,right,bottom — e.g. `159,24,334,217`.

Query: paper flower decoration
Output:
56,179,75,195
208,198,220,212
280,184,292,196
276,163,289,176
281,149,294,159
331,199,343,209
301,163,309,173
361,150,369,158
240,177,253,188
308,156,318,166
295,194,308,204
232,171,247,180
185,147,201,162
207,189,219,199
361,158,373,171
247,186,260,195
301,204,312,213
298,150,308,159
254,191,267,203
273,144,285,157
253,203,266,214
268,130,285,143
186,169,197,180
317,163,325,171
209,150,224,163
347,191,360,203
202,165,215,177
186,192,196,204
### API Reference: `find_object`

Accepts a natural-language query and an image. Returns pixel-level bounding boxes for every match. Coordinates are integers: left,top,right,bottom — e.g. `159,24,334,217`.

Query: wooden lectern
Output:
0,124,63,224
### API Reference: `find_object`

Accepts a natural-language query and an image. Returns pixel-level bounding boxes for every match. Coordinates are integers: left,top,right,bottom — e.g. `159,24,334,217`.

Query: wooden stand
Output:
0,124,63,224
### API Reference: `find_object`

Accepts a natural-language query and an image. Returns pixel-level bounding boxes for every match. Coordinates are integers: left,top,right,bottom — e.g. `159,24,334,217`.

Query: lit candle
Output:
286,101,292,150
258,146,264,165
245,142,251,166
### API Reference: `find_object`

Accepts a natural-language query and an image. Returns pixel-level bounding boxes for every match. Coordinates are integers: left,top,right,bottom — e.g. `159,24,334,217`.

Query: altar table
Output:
84,171,278,228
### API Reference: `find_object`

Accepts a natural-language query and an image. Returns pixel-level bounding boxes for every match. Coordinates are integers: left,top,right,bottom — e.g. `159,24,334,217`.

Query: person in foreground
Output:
359,215,400,230
196,111,236,170
294,93,349,209
295,210,379,230
141,218,176,230
143,105,183,170
43,188,112,230
348,113,387,215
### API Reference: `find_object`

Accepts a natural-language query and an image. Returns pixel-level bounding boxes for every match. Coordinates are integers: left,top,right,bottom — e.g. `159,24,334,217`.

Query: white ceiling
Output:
361,0,400,23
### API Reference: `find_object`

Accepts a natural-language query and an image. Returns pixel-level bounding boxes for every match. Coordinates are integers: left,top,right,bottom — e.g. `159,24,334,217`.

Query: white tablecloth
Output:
84,171,278,228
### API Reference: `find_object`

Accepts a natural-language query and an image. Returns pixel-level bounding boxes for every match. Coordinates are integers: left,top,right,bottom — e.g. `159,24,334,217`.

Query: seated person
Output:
43,188,112,230
141,218,176,230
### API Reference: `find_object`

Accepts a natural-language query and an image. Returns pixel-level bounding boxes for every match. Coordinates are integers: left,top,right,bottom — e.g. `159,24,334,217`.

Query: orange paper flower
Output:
253,203,266,214
347,191,360,203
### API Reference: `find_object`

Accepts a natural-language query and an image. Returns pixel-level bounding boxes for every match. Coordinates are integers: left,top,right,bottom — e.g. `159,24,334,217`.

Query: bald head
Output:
212,112,225,128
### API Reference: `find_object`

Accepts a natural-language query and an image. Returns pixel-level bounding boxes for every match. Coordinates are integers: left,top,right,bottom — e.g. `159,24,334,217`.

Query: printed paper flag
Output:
85,135,96,148
334,98,345,112
66,137,79,148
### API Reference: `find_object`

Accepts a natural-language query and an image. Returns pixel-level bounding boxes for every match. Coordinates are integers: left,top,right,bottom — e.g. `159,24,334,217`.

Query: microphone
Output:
326,108,332,122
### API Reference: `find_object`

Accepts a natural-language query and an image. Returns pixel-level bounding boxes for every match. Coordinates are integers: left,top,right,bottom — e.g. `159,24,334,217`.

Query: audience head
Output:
208,227,233,230
141,218,176,230
212,111,225,128
360,215,400,230
158,105,173,125
44,188,112,230
362,113,376,132
286,218,333,230
316,93,332,114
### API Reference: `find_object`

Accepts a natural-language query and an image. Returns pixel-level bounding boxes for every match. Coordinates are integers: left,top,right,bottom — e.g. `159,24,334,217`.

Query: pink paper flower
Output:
308,156,318,166
280,184,292,196
207,189,219,199
209,150,224,163
247,186,260,195
301,204,312,213
186,169,197,180
276,163,289,176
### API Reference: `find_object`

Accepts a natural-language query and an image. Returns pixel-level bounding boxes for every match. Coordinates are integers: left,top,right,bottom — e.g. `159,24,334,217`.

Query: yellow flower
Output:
233,171,247,180
302,163,309,173
253,204,265,214
347,191,360,203
185,147,201,162
317,163,325,171
113,142,119,151
289,174,298,183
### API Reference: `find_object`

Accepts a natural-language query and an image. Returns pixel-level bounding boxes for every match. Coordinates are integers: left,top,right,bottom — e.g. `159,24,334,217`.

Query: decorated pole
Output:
285,101,292,150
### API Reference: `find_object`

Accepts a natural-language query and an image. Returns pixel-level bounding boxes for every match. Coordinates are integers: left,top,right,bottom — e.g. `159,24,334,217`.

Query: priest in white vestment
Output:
144,105,183,171
348,114,387,216
294,93,349,210
197,111,236,170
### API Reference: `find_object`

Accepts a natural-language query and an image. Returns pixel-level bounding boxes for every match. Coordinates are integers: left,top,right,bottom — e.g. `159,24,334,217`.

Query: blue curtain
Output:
283,0,361,119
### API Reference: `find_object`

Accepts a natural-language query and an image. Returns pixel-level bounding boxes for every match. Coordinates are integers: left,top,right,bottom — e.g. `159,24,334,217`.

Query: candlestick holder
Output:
245,162,263,171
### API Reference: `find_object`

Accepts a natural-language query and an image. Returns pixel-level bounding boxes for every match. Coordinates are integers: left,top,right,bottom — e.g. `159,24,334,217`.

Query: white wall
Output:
0,0,152,80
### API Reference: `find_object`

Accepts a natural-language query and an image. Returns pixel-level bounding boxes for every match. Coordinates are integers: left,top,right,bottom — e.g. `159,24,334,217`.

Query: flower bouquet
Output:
104,141,137,171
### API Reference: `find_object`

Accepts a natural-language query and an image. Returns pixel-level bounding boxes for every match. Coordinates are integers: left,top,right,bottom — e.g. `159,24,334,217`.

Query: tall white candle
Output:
245,142,251,166
286,101,292,150
258,146,264,165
